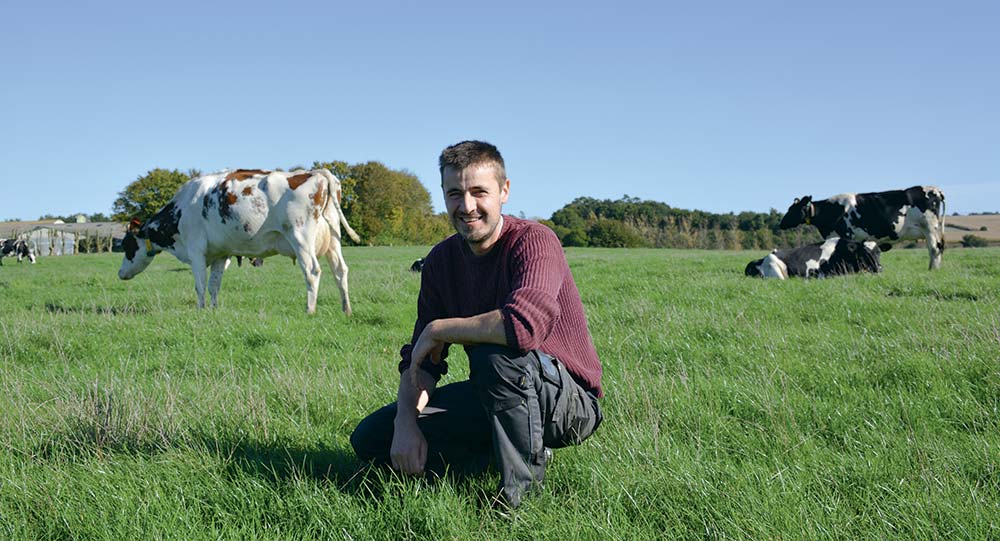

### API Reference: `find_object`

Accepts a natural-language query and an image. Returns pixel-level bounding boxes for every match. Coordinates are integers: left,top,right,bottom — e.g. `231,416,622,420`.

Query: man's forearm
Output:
395,368,435,425
426,309,508,347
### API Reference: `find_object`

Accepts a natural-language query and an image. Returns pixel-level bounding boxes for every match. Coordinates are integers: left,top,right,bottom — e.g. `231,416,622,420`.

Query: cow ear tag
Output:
145,239,161,257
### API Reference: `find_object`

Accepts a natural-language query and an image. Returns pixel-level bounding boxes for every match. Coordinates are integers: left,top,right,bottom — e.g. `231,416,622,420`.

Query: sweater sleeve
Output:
501,227,564,351
398,254,450,380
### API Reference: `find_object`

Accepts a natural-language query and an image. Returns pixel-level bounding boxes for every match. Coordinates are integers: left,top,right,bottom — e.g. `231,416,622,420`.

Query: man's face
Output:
442,164,510,255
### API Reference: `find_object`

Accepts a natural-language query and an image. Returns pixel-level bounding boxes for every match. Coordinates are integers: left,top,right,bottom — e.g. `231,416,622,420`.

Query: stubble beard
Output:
453,213,502,248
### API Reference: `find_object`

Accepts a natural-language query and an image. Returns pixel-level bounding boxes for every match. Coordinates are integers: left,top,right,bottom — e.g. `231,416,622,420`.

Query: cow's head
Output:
830,239,883,275
778,196,814,230
118,218,160,280
17,240,36,264
861,240,885,273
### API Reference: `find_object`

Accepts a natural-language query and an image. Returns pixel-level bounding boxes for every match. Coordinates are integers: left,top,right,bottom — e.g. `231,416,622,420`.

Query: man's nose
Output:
459,193,476,213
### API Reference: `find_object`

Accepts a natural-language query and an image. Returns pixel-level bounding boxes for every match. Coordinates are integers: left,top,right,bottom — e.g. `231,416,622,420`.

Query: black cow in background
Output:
779,186,945,270
0,239,36,265
234,256,264,267
746,237,883,279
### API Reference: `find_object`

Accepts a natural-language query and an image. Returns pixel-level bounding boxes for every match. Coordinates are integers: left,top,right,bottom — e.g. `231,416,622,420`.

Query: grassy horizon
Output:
1,246,998,539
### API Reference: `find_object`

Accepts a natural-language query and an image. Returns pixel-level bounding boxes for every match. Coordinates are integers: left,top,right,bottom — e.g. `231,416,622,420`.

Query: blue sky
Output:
2,0,998,222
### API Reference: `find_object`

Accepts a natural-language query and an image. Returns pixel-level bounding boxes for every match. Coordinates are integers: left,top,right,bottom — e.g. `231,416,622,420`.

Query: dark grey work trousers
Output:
351,344,603,507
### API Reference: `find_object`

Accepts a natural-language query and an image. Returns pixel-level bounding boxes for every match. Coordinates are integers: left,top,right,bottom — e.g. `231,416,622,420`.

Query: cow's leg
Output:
208,259,227,307
299,252,322,314
324,239,352,315
290,235,322,314
926,222,944,271
189,252,209,308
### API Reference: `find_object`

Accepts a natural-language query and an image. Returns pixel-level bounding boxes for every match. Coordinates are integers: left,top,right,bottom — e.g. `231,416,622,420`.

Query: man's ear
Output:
500,178,511,204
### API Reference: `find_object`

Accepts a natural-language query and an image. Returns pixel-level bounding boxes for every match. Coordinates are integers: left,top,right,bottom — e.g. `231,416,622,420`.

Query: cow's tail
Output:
939,190,946,240
320,171,361,244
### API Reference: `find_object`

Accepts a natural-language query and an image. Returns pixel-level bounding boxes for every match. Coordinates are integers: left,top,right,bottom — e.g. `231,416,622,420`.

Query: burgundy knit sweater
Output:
399,216,604,397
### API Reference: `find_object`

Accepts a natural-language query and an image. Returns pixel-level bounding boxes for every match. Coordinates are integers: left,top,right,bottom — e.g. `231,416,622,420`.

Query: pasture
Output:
1,247,997,540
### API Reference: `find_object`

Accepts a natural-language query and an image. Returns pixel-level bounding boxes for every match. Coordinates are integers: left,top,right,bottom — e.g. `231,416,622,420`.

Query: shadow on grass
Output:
199,434,501,503
44,302,150,315
201,436,363,486
31,413,497,503
352,312,392,327
32,425,382,497
883,285,982,302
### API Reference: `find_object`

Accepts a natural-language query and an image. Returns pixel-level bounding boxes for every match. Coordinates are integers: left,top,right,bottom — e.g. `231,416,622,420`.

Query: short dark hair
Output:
438,140,506,185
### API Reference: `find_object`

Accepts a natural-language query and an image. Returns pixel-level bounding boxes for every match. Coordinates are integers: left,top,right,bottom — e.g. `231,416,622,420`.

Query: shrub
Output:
961,234,989,248
588,219,646,248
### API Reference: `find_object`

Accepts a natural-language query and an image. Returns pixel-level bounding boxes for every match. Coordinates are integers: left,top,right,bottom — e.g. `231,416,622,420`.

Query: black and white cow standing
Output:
745,237,883,279
118,169,361,314
778,186,945,270
0,239,36,265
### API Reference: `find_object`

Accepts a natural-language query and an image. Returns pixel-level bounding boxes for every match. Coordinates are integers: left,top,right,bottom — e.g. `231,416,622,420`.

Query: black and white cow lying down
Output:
745,237,883,279
0,239,36,265
118,169,360,314
779,185,945,270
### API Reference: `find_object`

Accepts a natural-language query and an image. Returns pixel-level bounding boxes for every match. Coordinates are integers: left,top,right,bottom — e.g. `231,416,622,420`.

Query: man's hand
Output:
391,416,428,475
410,321,445,387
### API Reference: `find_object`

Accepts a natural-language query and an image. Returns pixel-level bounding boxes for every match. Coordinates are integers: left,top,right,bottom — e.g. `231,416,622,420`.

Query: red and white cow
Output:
118,169,360,314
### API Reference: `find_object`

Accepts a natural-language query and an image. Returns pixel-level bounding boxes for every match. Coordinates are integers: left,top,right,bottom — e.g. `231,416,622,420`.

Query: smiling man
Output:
350,140,604,508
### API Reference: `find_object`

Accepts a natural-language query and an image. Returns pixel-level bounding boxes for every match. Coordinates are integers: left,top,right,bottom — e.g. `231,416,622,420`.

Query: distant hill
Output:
944,215,1000,243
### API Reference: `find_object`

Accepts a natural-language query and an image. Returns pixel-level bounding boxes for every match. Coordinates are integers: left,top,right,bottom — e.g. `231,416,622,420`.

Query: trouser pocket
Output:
538,352,602,449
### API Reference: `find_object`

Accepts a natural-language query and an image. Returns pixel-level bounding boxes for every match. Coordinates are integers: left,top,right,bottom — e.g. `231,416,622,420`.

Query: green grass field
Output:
1,246,997,540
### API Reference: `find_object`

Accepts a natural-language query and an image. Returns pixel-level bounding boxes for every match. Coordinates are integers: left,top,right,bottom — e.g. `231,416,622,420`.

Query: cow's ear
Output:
793,197,800,204
879,243,893,252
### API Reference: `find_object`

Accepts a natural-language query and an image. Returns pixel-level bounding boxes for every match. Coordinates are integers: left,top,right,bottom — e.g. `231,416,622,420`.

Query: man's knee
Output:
350,405,396,461
467,345,531,394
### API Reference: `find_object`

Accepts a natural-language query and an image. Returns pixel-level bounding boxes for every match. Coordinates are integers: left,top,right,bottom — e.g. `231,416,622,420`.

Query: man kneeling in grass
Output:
351,140,604,508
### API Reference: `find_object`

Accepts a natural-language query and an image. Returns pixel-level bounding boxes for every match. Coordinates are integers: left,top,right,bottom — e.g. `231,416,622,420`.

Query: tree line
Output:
540,195,823,250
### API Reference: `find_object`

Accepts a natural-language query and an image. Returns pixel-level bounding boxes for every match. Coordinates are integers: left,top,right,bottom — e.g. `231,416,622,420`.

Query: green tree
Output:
349,161,436,243
313,160,449,245
112,169,195,223
588,219,646,248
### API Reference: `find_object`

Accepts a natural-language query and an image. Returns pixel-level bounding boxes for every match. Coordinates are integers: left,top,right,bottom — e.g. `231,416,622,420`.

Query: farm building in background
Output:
0,217,125,256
